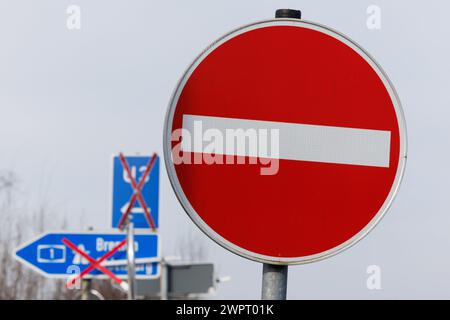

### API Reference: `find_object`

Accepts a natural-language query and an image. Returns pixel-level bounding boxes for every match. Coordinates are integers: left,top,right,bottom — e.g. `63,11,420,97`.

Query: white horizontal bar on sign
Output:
181,114,391,168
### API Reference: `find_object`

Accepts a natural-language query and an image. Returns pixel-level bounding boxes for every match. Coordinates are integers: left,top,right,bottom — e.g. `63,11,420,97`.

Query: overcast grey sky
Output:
0,0,449,299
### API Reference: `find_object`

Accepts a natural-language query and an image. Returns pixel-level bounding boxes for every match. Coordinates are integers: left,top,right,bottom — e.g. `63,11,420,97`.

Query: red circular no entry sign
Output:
164,19,407,264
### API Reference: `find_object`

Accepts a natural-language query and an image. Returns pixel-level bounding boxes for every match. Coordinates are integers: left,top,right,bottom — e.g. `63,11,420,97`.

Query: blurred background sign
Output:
111,155,160,229
14,231,160,279
136,262,215,299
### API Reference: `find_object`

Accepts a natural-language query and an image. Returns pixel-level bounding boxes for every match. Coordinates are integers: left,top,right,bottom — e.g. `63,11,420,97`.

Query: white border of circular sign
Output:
163,19,407,265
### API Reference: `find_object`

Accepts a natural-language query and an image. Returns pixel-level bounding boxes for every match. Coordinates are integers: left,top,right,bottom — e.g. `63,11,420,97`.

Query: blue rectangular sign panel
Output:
111,155,159,229
14,231,160,279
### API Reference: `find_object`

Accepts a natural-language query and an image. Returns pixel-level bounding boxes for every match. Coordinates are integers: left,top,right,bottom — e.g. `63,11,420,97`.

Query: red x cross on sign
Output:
62,238,128,291
117,152,158,230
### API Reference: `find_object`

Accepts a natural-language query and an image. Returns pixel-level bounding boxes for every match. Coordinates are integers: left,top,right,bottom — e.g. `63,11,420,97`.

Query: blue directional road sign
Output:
111,155,159,229
14,231,160,279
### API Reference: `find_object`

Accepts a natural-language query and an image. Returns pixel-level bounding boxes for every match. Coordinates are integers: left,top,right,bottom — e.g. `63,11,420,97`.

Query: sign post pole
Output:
261,264,288,300
160,257,168,300
126,219,136,300
81,226,93,301
81,279,92,300
260,8,301,301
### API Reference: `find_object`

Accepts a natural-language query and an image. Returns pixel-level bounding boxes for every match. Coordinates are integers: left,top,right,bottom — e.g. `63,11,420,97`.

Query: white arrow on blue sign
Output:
111,155,160,229
13,231,160,279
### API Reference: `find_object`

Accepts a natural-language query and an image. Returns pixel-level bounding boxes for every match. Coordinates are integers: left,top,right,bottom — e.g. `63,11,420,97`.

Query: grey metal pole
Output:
126,220,136,300
81,226,94,301
261,264,288,300
160,258,168,300
275,8,301,19
81,279,91,300
260,9,302,301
